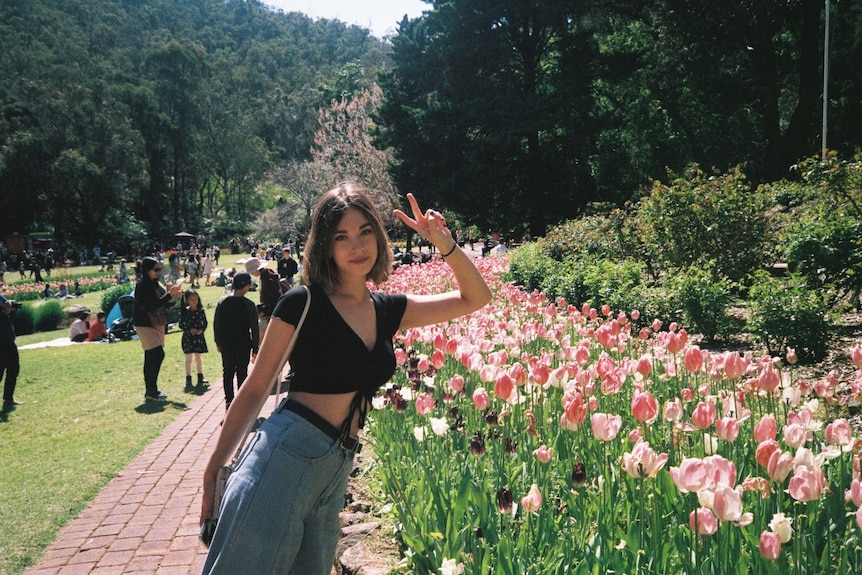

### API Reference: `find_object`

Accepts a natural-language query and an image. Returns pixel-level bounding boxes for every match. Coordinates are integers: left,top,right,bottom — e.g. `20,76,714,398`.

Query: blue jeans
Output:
202,406,355,574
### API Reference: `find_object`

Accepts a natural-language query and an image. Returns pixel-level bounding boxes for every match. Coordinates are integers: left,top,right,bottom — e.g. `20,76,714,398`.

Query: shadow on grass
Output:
135,400,189,414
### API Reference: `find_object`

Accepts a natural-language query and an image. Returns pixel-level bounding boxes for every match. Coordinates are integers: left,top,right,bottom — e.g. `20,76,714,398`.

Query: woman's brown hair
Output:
302,183,393,292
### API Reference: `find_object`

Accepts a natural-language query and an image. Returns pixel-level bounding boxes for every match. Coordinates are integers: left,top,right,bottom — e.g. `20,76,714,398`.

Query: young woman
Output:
133,256,182,401
199,184,492,573
179,289,209,389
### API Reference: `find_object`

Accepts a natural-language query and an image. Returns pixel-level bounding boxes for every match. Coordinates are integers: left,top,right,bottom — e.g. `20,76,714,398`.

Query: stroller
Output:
108,294,136,340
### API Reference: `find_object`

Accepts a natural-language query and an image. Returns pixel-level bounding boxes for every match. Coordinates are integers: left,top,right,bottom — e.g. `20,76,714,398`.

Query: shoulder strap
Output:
272,285,311,412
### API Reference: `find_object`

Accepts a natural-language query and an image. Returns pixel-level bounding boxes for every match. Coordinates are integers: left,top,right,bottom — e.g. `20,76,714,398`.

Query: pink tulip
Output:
590,413,623,442
684,346,704,372
395,347,407,366
631,390,658,423
852,346,862,368
494,372,514,401
415,393,436,416
636,356,652,376
845,478,862,507
723,352,747,379
716,417,740,441
759,531,782,560
788,466,825,502
431,349,446,370
691,400,717,430
753,414,778,443
712,485,745,523
449,374,465,392
755,439,780,468
670,458,709,493
782,423,807,449
533,445,553,464
689,507,718,536
785,347,798,364
825,418,853,446
663,398,683,422
563,390,587,429
766,449,794,483
520,483,542,513
757,362,780,393
620,440,668,479
472,387,490,410
705,454,737,488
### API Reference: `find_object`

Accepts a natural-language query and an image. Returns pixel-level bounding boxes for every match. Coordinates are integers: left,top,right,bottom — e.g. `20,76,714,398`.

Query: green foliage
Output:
746,272,830,363
662,264,735,341
10,305,35,336
581,258,649,315
777,152,862,307
504,242,557,292
639,164,772,284
101,284,134,315
34,300,66,332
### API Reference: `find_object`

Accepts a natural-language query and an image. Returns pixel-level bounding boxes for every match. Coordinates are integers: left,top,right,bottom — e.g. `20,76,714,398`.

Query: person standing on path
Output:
134,256,182,401
212,272,259,411
179,288,209,390
199,185,492,574
1,295,22,409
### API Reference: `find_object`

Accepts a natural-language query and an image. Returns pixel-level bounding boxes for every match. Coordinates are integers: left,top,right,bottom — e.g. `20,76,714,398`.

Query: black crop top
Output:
271,285,407,397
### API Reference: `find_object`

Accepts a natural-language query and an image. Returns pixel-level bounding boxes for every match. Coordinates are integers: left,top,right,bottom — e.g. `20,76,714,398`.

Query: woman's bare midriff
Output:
288,390,363,436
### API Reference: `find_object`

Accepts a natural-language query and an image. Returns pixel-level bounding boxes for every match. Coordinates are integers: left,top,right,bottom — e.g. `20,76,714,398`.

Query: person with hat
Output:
1,295,23,409
213,272,259,411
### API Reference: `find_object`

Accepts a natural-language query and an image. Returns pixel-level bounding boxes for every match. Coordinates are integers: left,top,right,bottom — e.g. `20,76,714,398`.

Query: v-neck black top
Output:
272,285,407,396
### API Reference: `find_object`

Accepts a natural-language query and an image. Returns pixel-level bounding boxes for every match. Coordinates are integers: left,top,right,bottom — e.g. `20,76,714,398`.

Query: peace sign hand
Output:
394,193,453,250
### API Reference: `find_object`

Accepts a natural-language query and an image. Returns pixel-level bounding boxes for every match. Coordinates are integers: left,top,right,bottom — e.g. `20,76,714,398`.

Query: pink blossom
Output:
852,346,862,368
670,458,709,493
431,349,446,369
754,439,781,468
757,362,780,393
754,414,778,443
705,454,737,488
636,356,652,376
689,507,718,536
684,346,704,372
712,484,746,523
563,390,587,429
786,347,798,365
471,387,490,411
782,423,807,449
788,466,825,502
715,417,740,441
663,398,683,422
621,440,668,479
723,352,747,379
415,393,436,416
691,400,717,430
766,449,794,483
631,390,658,423
590,413,623,442
520,483,542,513
494,372,514,401
533,445,553,464
395,347,407,366
825,418,853,447
845,478,862,507
449,374,465,392
759,531,782,560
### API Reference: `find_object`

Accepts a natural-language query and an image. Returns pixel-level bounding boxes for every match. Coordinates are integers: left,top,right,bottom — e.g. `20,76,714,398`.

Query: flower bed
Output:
368,257,862,574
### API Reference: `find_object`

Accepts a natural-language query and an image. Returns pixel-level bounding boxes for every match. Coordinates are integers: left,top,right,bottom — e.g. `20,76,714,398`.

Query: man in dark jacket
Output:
213,272,259,410
1,295,22,409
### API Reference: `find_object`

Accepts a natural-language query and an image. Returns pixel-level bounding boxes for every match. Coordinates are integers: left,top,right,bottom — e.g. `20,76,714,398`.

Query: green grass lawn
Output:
0,268,240,575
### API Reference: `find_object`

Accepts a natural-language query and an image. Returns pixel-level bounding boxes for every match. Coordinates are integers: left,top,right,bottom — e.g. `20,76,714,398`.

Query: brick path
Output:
22,385,234,575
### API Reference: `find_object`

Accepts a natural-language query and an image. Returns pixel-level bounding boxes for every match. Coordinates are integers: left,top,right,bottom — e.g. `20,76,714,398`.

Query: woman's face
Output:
329,207,378,281
148,264,163,279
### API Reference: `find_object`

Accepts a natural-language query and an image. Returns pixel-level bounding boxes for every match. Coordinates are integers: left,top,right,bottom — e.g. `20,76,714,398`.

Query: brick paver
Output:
22,382,249,575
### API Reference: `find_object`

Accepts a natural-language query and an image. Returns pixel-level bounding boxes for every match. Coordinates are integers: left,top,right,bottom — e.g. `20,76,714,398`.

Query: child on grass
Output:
179,288,209,389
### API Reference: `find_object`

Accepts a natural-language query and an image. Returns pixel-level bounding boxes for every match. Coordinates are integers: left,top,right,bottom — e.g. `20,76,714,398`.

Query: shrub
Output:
663,264,735,341
581,258,649,315
11,304,35,336
746,272,830,363
505,242,556,292
34,300,66,332
639,163,772,283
